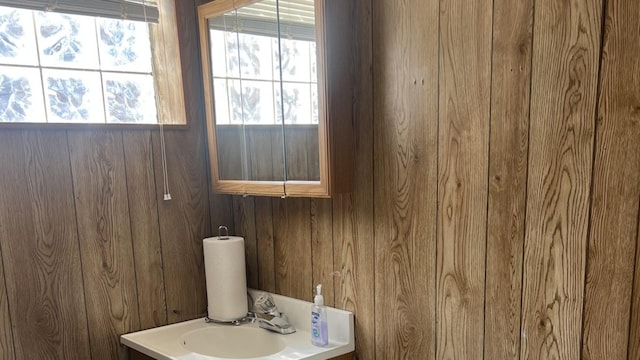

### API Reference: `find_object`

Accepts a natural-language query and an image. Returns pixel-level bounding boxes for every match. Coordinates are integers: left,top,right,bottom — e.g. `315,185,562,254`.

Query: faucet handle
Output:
254,293,281,317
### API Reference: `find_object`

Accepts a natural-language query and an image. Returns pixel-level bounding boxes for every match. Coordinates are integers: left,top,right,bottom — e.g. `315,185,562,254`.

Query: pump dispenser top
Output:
314,284,324,306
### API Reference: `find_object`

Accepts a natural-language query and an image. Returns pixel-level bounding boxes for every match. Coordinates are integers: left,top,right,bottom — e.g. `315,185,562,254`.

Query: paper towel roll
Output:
203,236,248,321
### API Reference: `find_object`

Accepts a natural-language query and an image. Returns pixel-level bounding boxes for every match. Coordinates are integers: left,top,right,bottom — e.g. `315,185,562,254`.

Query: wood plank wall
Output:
226,0,640,359
0,0,639,359
0,0,231,359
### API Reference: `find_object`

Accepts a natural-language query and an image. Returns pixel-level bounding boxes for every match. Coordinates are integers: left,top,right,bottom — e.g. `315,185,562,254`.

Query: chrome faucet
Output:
247,293,296,335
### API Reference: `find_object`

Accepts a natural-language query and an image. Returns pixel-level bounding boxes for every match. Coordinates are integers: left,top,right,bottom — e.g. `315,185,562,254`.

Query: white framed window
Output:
0,0,186,125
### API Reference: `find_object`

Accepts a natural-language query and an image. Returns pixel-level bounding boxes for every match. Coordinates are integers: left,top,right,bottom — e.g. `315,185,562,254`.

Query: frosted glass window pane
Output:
0,7,38,66
229,79,274,124
43,69,104,123
226,31,241,78
311,83,318,124
210,30,227,77
97,18,152,72
276,82,310,124
272,38,281,82
36,12,99,69
103,72,156,123
278,38,310,82
0,66,45,122
238,33,273,80
213,78,230,124
310,42,317,83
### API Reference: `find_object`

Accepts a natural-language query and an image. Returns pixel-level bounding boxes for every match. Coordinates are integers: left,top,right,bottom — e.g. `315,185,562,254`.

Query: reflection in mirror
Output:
208,8,249,180
206,0,319,182
277,0,320,182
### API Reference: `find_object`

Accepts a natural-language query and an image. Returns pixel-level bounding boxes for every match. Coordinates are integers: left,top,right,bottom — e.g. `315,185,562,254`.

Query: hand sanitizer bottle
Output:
311,284,328,347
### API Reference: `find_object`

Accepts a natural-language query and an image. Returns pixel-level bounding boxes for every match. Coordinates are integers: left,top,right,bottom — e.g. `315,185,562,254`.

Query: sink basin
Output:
180,326,286,359
121,290,355,360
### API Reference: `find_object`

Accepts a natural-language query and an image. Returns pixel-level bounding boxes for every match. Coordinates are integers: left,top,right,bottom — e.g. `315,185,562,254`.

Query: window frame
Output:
0,0,188,129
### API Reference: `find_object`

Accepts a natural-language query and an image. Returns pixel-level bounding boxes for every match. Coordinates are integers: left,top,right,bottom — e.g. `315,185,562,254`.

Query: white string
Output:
143,0,172,201
160,122,172,200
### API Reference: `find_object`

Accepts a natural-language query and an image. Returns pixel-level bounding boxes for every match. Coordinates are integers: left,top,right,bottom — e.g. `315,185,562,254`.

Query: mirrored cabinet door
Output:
198,0,353,197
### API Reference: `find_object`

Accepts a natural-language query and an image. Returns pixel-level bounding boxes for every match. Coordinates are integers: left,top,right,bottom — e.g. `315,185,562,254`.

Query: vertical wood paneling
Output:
255,197,276,292
332,0,375,358
155,123,212,323
483,0,533,358
437,0,492,358
151,0,186,126
246,127,280,181
0,0,220,358
311,199,334,306
210,193,235,234
157,0,213,323
0,252,13,359
68,131,140,360
581,0,640,358
273,198,312,300
520,0,602,358
216,0,640,359
233,196,259,289
0,131,91,360
373,0,438,357
631,211,640,359
123,131,168,330
154,131,211,323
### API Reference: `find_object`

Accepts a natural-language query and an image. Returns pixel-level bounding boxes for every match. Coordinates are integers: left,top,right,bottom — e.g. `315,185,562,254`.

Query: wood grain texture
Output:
0,130,91,360
216,126,245,180
158,0,213,323
323,0,354,195
255,197,277,292
233,196,259,289
437,0,492,358
123,131,168,330
631,208,640,360
216,125,320,182
273,198,313,300
311,199,334,307
154,125,211,323
151,0,187,125
581,0,640,358
284,126,320,181
373,0,438,357
332,0,375,358
627,207,640,360
68,130,140,360
286,127,317,181
246,126,284,181
483,0,533,358
0,0,224,358
520,0,602,359
0,251,13,359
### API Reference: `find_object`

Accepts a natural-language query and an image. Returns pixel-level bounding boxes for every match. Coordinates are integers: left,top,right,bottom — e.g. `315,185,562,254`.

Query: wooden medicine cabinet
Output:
198,0,353,198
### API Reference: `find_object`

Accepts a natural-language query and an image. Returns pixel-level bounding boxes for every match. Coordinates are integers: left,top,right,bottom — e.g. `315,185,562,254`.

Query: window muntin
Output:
0,6,158,124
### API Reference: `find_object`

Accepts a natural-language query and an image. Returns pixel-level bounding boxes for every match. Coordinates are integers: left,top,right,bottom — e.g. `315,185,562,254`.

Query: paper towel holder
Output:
218,225,229,240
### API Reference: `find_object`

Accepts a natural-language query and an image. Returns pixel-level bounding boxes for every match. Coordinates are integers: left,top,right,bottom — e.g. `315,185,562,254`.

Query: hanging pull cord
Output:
160,123,172,201
144,0,171,201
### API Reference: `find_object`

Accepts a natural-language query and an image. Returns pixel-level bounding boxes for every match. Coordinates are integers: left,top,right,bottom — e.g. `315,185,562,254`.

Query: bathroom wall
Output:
0,0,233,359
226,0,640,359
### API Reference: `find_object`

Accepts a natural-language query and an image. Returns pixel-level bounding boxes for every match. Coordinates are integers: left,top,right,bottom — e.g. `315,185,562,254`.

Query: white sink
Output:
181,326,285,358
121,290,355,360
